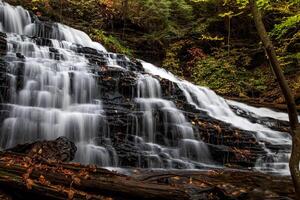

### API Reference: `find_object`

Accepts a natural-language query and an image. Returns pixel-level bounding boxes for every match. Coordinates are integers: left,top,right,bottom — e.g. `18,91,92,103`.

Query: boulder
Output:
6,137,77,162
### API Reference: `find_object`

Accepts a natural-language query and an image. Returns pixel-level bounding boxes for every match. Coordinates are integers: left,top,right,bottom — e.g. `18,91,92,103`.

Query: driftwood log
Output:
0,138,296,200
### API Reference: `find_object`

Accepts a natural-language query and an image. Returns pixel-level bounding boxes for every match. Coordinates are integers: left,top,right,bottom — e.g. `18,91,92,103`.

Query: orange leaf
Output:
26,179,34,190
67,189,75,200
73,177,81,185
39,175,50,186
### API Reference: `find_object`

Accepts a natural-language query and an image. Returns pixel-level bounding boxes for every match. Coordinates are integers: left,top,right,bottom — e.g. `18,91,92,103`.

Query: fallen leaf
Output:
26,178,34,190
73,177,81,185
39,175,50,185
67,189,75,200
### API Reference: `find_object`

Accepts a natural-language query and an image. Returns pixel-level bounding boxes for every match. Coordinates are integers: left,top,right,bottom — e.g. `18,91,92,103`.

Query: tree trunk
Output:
290,129,300,198
249,0,300,198
122,0,129,39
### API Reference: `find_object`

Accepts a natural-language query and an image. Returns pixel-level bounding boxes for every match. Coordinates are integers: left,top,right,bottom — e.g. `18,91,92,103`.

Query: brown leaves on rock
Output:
25,178,34,190
102,76,112,81
5,159,14,167
62,169,74,176
67,189,75,200
207,170,219,176
232,147,252,160
22,166,35,190
22,156,33,168
39,175,51,186
213,124,222,134
23,167,32,181
72,176,81,185
78,169,90,180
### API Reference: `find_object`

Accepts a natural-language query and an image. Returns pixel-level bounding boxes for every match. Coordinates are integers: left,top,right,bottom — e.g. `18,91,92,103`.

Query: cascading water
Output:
0,1,293,174
132,74,213,168
141,61,292,174
0,1,117,166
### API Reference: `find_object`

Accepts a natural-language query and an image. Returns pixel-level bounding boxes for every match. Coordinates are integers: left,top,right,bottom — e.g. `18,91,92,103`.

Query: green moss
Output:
90,29,132,56
190,56,268,97
290,53,300,59
272,14,300,39
162,41,189,77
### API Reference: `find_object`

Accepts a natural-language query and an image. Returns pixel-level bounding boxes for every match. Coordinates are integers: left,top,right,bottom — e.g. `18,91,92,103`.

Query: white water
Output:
0,1,293,174
141,61,292,174
0,0,106,52
0,1,31,35
132,74,213,168
0,2,117,166
142,62,291,143
1,33,118,165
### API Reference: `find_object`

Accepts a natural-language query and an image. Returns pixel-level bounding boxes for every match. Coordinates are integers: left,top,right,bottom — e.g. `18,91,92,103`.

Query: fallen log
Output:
0,151,192,200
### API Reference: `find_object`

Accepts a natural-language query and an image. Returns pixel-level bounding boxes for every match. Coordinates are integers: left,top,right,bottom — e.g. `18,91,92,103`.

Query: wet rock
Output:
34,37,53,47
16,52,25,59
77,46,100,55
113,134,143,167
6,137,77,162
0,58,10,105
230,104,290,132
97,72,270,168
97,68,138,99
0,32,6,56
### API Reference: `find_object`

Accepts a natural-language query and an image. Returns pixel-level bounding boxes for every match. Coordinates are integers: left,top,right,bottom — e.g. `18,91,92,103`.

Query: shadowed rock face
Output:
0,1,291,172
6,137,77,162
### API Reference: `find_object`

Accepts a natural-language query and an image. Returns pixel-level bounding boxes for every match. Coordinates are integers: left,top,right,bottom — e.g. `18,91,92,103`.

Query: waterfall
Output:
141,62,291,143
0,1,293,174
0,1,116,166
132,74,213,168
0,0,106,52
141,61,292,174
0,1,31,35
